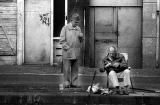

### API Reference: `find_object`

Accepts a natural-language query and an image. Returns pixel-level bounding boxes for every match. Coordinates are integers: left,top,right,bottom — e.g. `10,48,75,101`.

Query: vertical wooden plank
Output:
84,7,90,66
156,0,160,68
17,0,24,65
94,7,117,67
50,0,53,65
89,8,95,67
118,7,142,68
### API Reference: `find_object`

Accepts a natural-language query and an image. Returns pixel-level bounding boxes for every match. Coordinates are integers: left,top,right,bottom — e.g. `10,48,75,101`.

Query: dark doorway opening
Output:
54,0,65,37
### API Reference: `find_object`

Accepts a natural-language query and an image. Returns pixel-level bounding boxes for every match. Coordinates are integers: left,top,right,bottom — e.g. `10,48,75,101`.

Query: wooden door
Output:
95,7,118,67
89,7,118,67
88,7,142,68
118,7,142,68
24,0,51,64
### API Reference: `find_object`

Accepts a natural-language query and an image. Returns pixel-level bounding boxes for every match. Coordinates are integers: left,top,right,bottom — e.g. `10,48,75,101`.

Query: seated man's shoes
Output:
117,89,123,95
122,87,129,95
111,88,123,95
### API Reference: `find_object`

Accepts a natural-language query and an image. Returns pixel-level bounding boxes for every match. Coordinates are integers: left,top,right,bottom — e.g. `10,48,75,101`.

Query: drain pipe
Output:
156,0,160,68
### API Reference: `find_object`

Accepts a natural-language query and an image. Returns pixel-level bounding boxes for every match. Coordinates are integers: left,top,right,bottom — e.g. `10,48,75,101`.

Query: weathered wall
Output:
0,1,17,65
24,0,51,64
142,0,158,68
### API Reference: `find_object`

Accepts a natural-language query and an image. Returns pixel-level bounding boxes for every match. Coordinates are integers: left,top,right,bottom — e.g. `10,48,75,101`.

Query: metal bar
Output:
156,0,160,68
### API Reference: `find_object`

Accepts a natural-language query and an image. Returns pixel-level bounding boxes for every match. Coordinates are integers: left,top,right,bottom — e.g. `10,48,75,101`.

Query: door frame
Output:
17,0,54,65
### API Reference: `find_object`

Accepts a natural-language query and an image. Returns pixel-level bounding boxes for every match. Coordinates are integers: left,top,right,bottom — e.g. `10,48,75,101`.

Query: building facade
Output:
0,0,159,69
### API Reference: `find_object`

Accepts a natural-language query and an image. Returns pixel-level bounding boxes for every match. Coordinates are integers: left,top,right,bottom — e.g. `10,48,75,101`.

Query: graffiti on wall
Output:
39,13,50,26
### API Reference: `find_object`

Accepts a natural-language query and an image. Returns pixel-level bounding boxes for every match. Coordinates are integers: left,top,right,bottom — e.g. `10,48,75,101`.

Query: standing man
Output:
101,46,131,95
60,13,83,88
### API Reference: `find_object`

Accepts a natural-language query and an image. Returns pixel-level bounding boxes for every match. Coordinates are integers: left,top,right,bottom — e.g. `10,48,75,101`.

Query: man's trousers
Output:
108,69,131,87
63,59,79,86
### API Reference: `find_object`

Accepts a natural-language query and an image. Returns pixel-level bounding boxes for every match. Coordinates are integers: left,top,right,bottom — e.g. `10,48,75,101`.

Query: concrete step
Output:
0,65,159,91
0,66,160,105
0,74,159,91
79,67,160,77
0,65,160,76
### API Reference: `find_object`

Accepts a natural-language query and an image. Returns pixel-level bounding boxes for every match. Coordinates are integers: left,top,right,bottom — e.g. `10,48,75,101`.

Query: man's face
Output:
109,47,117,57
110,52,116,57
72,20,80,27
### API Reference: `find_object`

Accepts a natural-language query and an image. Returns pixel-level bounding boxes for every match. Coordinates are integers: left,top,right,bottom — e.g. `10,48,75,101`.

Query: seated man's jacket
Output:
102,53,128,74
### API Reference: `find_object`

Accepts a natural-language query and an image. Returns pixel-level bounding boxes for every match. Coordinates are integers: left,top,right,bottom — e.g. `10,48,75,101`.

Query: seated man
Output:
100,46,131,95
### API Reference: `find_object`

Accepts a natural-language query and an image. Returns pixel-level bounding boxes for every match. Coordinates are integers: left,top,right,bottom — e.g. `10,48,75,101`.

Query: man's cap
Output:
108,46,117,53
71,13,80,21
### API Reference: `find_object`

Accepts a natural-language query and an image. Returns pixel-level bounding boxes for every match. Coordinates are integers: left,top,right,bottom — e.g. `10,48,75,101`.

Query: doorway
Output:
54,0,65,37
87,7,142,68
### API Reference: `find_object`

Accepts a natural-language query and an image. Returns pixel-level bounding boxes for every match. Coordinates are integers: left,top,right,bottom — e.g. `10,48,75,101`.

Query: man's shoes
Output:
118,89,124,95
70,85,81,88
123,90,129,95
111,88,123,95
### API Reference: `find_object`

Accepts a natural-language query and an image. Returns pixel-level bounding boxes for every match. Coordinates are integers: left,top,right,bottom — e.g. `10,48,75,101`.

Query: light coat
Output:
60,23,83,59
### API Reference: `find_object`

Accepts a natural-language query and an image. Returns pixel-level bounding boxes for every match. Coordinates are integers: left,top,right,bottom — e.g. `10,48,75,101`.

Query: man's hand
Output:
113,62,119,67
105,63,111,68
63,44,70,51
